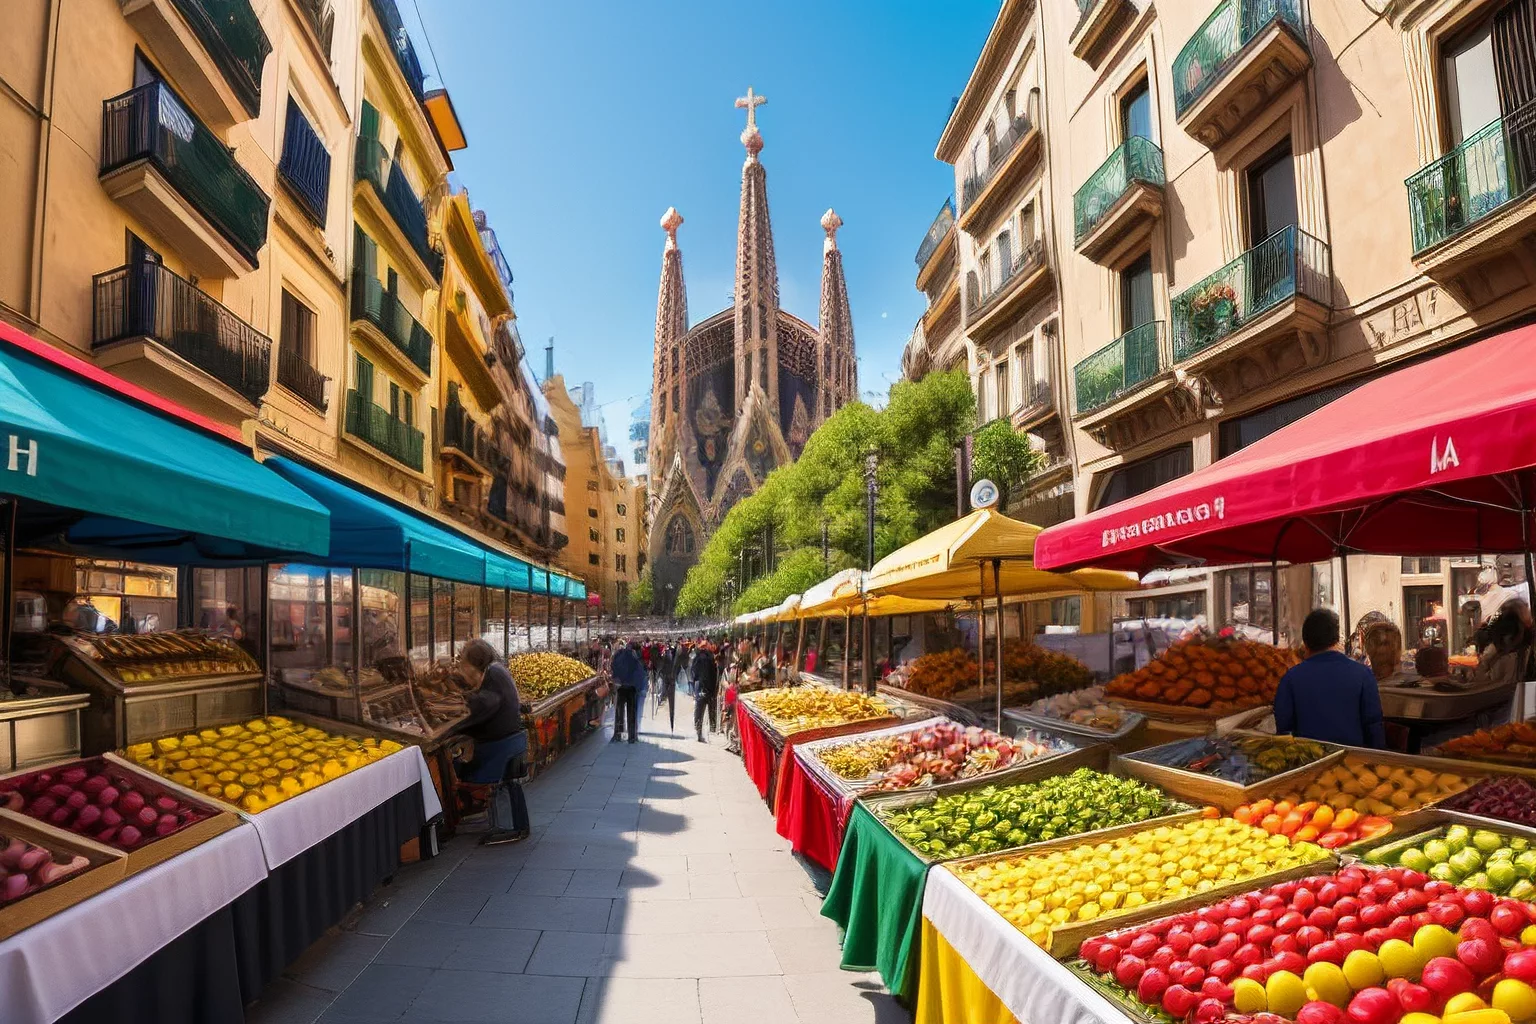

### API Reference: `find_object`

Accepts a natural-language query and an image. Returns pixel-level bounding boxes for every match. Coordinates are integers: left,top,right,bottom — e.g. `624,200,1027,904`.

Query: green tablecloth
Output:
821,801,929,1002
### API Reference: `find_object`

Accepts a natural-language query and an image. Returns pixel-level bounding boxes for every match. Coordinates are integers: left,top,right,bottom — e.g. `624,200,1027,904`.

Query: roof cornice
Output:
936,0,1035,164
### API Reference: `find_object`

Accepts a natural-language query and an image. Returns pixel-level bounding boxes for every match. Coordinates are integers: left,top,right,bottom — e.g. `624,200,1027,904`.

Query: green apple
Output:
1400,848,1433,873
1473,830,1507,854
1424,839,1452,863
1430,862,1459,883
1488,860,1519,892
1446,825,1471,854
1464,871,1492,891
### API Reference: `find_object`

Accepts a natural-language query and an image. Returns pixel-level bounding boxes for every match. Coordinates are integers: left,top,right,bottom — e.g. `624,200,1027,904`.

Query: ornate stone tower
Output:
818,208,855,419
733,87,779,411
649,207,687,479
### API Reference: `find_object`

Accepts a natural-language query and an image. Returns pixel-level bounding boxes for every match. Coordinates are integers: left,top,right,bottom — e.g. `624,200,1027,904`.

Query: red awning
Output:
1035,326,1536,573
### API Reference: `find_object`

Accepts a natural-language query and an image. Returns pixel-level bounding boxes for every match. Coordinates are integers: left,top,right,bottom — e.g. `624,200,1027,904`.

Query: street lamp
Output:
864,446,879,570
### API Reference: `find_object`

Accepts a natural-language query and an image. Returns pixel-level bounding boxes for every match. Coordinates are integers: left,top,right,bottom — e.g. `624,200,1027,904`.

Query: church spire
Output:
818,209,855,417
651,206,688,474
733,87,779,410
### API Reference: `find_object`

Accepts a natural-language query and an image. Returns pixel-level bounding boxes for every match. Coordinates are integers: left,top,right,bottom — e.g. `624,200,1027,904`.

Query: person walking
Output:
610,639,644,743
658,641,678,732
693,638,720,743
1274,609,1387,748
453,639,530,844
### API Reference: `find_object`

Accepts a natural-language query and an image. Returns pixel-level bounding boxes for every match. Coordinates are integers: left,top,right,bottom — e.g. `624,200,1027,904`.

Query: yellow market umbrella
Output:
796,568,864,618
865,508,1135,727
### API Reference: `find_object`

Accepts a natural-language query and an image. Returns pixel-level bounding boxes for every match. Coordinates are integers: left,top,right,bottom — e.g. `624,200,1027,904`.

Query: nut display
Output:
1106,635,1296,711
0,757,215,851
952,817,1328,946
0,833,90,906
507,652,593,702
122,716,403,814
878,767,1177,859
818,738,900,780
892,641,1093,702
1129,735,1333,786
743,687,890,735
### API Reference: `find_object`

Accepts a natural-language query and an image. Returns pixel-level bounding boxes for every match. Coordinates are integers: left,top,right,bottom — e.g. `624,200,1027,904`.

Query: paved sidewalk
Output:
247,706,907,1023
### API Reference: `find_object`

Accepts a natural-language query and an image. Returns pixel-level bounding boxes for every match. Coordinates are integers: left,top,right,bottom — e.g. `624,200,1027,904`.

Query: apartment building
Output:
922,0,1536,643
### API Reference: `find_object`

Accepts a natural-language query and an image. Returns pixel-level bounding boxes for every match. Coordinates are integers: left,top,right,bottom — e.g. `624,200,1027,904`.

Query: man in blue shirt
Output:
609,639,644,744
1273,609,1386,748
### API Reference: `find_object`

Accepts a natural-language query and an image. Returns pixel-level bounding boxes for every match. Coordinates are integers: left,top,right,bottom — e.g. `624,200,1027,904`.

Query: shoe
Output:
481,827,530,846
697,734,706,743
611,734,622,743
628,737,638,744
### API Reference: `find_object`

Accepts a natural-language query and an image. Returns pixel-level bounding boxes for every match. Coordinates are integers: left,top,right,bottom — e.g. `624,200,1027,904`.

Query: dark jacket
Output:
458,663,525,743
611,646,644,689
693,650,720,698
1273,650,1386,748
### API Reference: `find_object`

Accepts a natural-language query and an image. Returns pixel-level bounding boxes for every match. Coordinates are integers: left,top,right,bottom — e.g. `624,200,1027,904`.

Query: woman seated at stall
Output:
452,639,530,845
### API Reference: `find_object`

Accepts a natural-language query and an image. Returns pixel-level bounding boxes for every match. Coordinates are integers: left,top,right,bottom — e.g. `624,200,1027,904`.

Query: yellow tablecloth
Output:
915,919,1018,1024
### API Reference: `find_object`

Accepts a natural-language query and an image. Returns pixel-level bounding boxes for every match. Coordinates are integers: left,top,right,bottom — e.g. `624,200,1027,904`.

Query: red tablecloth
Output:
773,747,850,871
739,706,776,800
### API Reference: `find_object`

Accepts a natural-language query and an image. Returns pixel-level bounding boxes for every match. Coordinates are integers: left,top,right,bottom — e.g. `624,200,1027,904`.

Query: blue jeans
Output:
455,731,528,785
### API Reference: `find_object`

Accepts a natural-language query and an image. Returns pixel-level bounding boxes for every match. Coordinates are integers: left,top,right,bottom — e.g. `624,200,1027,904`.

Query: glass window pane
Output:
359,569,406,672
268,565,330,682
432,577,453,663
1121,82,1152,142
330,570,354,673
1445,21,1501,144
454,584,484,655
485,588,508,657
409,573,432,672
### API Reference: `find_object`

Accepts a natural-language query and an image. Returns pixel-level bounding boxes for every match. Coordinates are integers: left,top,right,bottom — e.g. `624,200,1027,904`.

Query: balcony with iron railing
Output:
92,259,272,407
355,137,442,278
121,0,269,128
914,198,955,273
1071,0,1128,60
959,114,1040,231
277,98,330,227
1073,135,1165,264
368,0,426,101
442,399,489,471
99,81,271,275
1172,0,1312,146
276,343,329,411
1408,100,1536,270
345,389,423,471
1074,321,1164,415
1171,225,1331,364
351,270,433,377
1013,372,1055,427
292,0,335,59
966,238,1051,339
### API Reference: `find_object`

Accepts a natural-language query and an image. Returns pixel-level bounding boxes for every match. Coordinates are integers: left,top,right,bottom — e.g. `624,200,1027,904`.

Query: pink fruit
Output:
1161,984,1198,1018
1253,908,1279,927
96,826,117,844
1360,904,1392,928
1229,897,1254,918
1345,987,1399,1024
16,847,46,874
28,796,56,817
95,786,119,808
1309,907,1338,930
135,806,158,828
1137,967,1170,1005
1174,962,1205,988
117,791,144,816
1240,962,1271,983
1080,937,1111,964
116,825,142,848
1234,944,1264,967
1506,947,1536,984
154,814,179,837
1261,893,1287,911
80,775,108,796
1293,888,1318,913
154,796,178,813
1421,956,1475,996
75,805,101,830
1336,932,1368,956
0,872,28,901
1458,937,1504,976
1429,902,1465,929
100,808,121,828
1295,925,1327,951
1189,943,1213,967
65,791,88,811
1388,917,1417,942
1297,1001,1346,1024
1168,932,1194,956
46,783,72,801
1201,976,1232,1000
48,807,72,826
59,767,87,785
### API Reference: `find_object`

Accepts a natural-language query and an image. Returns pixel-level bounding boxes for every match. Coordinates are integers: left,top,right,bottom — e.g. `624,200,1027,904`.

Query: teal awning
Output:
531,566,550,594
486,553,532,591
268,458,521,587
0,337,329,559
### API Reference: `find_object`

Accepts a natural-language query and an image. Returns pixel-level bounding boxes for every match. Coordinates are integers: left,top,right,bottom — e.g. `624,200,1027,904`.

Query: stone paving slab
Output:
247,709,907,1024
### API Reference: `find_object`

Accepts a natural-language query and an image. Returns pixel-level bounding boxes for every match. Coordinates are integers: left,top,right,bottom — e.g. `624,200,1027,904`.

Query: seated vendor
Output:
453,639,530,844
1475,599,1535,687
1274,608,1386,748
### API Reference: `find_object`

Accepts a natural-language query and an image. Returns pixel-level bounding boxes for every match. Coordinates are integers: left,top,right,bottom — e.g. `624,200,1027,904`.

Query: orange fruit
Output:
1335,808,1360,829
1234,805,1257,825
1311,805,1335,830
1261,813,1284,833
1251,799,1276,819
1274,800,1294,816
1294,825,1321,843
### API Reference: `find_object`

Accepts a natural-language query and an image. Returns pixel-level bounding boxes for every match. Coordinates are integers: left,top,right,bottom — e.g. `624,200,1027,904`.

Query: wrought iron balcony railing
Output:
278,98,330,227
351,269,433,374
1407,99,1536,255
345,389,423,470
355,137,441,277
276,343,328,411
442,399,486,465
100,82,271,265
1073,135,1165,245
961,114,1035,213
1074,320,1164,414
92,260,272,405
170,0,271,117
973,239,1046,315
1016,373,1053,418
915,198,955,270
488,475,510,522
293,0,335,58
1172,225,1331,361
1172,0,1308,117
368,0,426,101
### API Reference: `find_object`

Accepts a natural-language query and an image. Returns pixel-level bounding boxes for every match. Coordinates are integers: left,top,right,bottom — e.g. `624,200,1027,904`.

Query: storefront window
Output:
1452,567,1483,652
409,573,432,671
1403,584,1445,649
485,587,508,657
1029,596,1082,634
192,567,263,662
359,570,406,671
454,584,484,655
268,565,330,681
75,559,177,633
1125,592,1206,621
330,570,354,674
1221,568,1288,642
432,578,453,663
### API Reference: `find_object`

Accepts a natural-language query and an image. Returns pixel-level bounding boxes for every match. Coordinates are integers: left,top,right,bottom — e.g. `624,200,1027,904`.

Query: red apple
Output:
117,790,144,815
1429,902,1465,930
1423,881,1455,899
1505,947,1536,984
1491,903,1527,937
95,785,119,807
1137,967,1170,1005
1247,924,1278,947
1240,963,1272,983
1458,937,1504,976
1191,919,1220,945
1461,918,1500,946
1252,907,1279,927
1090,943,1119,974
1307,940,1345,965
1388,917,1417,942
1271,934,1301,956
1261,893,1287,911
1462,890,1496,918
1335,896,1361,918
1189,943,1214,968
1201,977,1233,1001
1229,897,1254,918
1149,948,1177,972
1360,904,1392,928
1215,933,1241,957
1309,907,1338,931
1335,932,1368,956
1115,955,1147,988
1233,943,1263,967
1129,933,1160,958
1295,926,1327,951
1161,983,1198,1018
1385,978,1434,1014
1297,1002,1346,1024
1274,881,1301,901
1420,956,1475,997
1192,997,1227,1024
1276,911,1305,934
1363,927,1391,947
1411,911,1433,930
1346,987,1399,1024
1272,951,1308,976
1399,869,1429,890
1169,931,1194,956
1293,888,1318,914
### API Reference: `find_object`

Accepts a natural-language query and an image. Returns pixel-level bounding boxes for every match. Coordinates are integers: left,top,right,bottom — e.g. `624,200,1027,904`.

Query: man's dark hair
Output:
461,638,498,672
1302,608,1341,653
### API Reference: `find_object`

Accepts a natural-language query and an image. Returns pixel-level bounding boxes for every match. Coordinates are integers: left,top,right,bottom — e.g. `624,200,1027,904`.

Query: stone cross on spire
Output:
661,207,683,251
735,87,767,157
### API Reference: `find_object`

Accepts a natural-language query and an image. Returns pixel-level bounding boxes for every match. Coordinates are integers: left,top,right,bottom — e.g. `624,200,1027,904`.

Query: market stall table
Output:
0,822,268,1024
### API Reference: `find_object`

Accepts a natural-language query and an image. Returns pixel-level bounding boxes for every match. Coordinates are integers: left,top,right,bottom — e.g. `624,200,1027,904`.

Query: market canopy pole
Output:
993,558,1004,732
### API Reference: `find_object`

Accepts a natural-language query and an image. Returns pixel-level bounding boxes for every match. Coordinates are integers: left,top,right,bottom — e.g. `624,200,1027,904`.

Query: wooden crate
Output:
1118,742,1344,813
0,810,127,941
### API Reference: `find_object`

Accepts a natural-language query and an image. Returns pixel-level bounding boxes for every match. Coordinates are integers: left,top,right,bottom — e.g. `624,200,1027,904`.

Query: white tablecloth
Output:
238,746,441,868
922,866,1125,1024
0,823,267,1024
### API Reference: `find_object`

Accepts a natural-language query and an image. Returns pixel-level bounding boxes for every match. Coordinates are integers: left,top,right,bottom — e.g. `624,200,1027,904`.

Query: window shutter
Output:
360,99,380,141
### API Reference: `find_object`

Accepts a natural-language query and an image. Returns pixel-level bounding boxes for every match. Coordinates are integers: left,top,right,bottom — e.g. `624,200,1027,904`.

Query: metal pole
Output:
794,616,806,678
525,586,533,652
977,562,987,694
1271,560,1280,646
1338,552,1353,647
861,609,874,695
994,559,1005,732
842,608,852,690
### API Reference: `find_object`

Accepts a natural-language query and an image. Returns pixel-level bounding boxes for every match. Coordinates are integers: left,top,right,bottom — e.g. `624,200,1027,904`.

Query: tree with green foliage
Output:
630,567,654,615
674,369,979,618
970,416,1046,503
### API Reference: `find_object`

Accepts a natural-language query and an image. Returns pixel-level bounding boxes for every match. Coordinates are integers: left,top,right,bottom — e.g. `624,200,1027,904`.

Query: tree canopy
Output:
674,369,978,618
970,417,1047,502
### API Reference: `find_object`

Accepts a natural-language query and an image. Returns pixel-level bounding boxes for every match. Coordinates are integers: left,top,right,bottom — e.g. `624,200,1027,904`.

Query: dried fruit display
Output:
817,737,900,780
743,687,890,735
1233,796,1392,850
1445,776,1536,829
122,716,403,813
952,817,1326,946
0,833,90,906
76,630,258,683
878,767,1176,858
1130,735,1332,786
1106,635,1297,712
507,652,593,702
900,649,977,699
867,722,1050,792
895,641,1093,703
0,757,216,851
992,639,1095,697
1437,723,1536,766
1077,864,1536,1024
1027,684,1134,733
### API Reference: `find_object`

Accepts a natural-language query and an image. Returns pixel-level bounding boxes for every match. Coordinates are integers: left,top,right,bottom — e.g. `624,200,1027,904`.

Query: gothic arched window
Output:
665,516,695,556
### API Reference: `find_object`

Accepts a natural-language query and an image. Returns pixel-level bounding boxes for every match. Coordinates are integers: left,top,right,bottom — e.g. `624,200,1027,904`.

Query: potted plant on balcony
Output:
1187,279,1238,344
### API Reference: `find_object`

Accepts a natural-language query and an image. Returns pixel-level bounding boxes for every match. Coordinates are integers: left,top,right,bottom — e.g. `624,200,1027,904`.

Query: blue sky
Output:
407,0,998,472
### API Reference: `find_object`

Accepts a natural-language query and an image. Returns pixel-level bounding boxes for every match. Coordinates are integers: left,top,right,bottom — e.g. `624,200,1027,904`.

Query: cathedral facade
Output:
647,89,857,612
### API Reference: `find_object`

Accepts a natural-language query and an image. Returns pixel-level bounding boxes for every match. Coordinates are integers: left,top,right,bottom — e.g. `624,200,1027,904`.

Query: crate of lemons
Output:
121,716,403,814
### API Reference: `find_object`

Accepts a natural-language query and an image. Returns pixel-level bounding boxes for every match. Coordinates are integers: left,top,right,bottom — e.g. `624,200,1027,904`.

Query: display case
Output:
0,681,90,773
